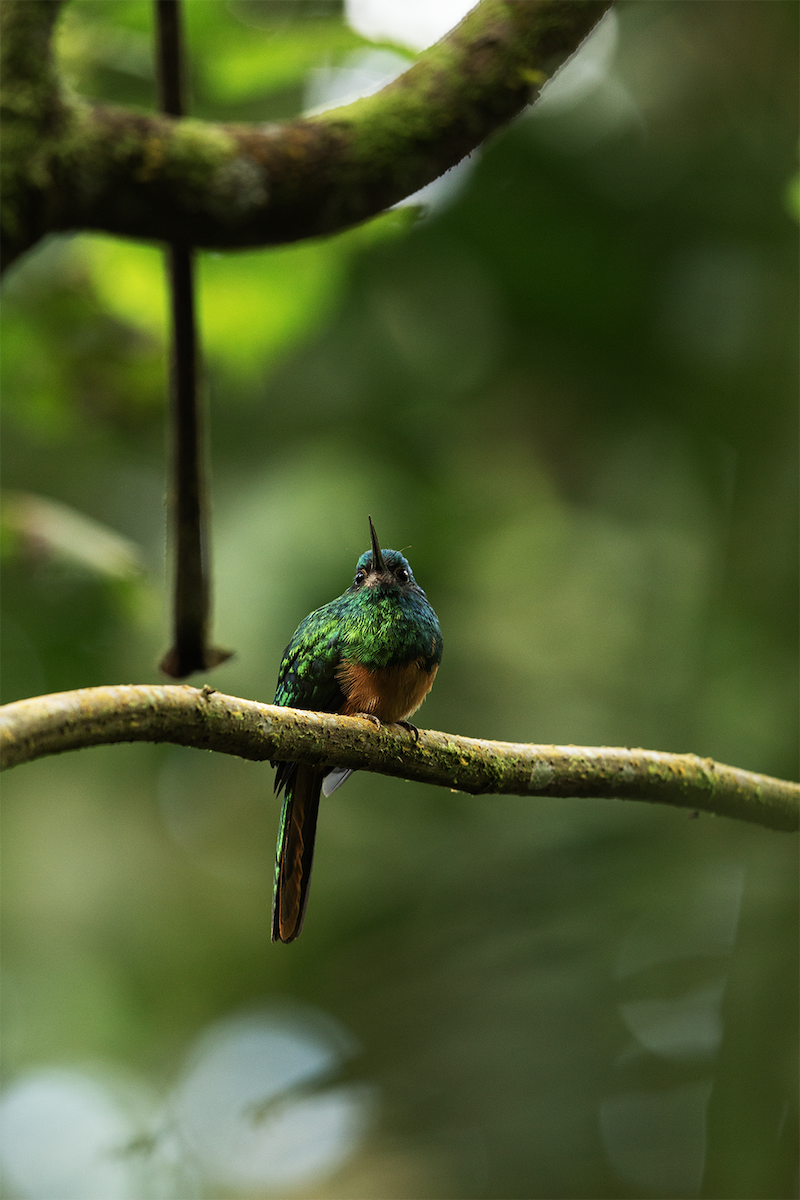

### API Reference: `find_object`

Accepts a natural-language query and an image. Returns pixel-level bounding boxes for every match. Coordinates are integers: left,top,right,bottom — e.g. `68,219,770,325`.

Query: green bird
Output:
271,517,443,943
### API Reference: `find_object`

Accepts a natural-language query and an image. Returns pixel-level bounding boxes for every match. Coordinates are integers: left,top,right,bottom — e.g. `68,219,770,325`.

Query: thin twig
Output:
154,0,184,118
154,0,230,678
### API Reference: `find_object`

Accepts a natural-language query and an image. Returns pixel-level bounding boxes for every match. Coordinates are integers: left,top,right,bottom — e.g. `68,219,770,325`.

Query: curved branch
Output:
1,685,797,832
1,0,612,269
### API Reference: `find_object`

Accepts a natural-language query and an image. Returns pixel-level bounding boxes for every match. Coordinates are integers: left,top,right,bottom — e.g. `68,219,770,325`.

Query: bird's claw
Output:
354,714,419,741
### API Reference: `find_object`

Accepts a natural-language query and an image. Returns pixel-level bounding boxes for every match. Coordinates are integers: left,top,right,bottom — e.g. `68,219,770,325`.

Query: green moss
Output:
2,0,612,263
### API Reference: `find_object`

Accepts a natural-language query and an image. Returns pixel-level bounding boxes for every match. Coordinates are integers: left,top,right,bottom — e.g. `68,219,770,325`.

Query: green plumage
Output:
271,519,442,943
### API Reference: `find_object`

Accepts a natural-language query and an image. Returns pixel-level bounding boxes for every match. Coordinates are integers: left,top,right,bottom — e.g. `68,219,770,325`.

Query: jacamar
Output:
271,517,442,943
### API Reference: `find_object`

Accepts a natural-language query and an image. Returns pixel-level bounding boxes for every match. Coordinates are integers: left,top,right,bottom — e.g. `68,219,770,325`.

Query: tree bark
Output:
0,0,612,271
1,686,797,832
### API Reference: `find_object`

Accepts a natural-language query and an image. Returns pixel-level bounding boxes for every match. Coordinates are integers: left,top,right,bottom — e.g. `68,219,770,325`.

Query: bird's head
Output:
351,517,417,593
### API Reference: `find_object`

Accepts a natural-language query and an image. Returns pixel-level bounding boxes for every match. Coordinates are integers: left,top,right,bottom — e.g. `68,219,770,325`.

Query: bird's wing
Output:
273,606,346,796
274,607,345,712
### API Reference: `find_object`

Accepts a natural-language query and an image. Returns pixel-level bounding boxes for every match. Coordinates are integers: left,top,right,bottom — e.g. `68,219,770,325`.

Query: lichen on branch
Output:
1,685,797,832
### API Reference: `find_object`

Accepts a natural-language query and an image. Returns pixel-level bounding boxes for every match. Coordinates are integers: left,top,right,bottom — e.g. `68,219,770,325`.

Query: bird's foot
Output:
396,720,420,742
356,712,382,729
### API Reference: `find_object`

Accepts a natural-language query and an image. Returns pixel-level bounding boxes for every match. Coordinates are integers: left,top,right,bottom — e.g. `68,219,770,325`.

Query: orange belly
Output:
337,658,438,723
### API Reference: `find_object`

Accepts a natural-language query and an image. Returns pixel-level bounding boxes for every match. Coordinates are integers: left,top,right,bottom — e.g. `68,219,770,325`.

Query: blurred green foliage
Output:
1,2,797,1198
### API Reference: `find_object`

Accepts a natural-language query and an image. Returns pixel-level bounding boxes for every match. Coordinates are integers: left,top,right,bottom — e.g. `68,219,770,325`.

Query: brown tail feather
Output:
271,764,323,943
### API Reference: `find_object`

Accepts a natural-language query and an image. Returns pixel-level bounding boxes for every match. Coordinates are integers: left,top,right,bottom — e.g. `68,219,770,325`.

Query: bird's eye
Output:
354,569,366,585
395,567,410,583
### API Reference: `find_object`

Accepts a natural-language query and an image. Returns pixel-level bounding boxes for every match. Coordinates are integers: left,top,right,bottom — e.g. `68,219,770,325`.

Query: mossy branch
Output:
1,0,612,270
1,685,797,832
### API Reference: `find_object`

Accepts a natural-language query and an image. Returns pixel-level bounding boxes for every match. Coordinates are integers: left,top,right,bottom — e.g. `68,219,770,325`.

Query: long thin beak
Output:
368,515,386,573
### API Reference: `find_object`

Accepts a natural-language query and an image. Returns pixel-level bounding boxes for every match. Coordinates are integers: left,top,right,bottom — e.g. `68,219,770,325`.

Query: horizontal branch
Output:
1,0,612,269
1,686,797,832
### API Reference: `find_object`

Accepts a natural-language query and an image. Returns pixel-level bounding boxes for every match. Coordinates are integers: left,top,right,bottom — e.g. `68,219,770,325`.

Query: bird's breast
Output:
336,658,438,723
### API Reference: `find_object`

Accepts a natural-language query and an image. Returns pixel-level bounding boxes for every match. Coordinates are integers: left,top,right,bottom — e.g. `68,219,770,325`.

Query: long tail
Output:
271,763,323,943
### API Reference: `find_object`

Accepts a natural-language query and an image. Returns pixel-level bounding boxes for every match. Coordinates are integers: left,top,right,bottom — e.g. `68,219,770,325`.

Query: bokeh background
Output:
1,2,797,1197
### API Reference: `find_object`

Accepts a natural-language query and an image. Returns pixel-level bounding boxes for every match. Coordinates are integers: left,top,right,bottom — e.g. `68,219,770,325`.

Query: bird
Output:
271,516,443,943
